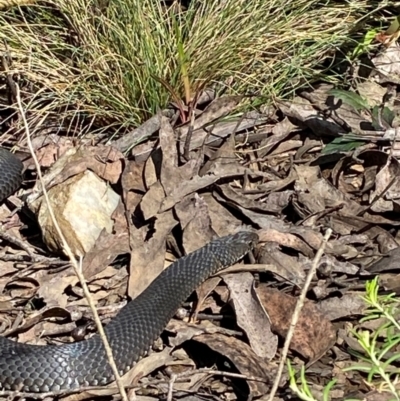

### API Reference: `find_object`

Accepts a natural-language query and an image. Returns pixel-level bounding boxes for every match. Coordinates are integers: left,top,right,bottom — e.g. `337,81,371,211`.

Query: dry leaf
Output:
257,286,336,362
224,272,278,359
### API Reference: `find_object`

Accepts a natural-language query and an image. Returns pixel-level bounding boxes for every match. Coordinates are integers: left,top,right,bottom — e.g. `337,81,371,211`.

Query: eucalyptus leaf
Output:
329,89,370,112
371,106,395,130
322,136,365,155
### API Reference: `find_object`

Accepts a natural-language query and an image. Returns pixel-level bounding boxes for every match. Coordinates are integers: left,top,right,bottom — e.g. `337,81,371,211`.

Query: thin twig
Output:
267,228,333,401
0,228,37,258
15,84,129,401
163,366,270,399
167,373,177,401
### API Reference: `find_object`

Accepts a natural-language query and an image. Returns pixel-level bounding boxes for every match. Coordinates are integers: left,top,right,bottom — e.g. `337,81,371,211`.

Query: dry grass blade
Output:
267,228,333,401
14,83,129,401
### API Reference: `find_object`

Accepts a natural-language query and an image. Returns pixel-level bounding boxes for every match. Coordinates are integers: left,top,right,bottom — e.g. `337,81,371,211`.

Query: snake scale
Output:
0,148,258,393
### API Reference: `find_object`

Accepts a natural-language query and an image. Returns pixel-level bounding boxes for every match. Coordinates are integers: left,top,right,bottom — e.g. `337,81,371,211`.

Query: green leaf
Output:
371,106,395,129
322,137,365,155
351,29,378,59
385,15,400,36
322,379,337,401
328,89,370,112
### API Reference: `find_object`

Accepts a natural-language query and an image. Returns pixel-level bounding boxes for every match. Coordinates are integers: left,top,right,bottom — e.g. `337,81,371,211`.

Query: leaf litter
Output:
1,35,400,401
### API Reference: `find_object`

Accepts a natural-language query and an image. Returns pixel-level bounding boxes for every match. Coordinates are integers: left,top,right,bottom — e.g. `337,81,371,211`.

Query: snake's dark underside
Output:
0,148,258,393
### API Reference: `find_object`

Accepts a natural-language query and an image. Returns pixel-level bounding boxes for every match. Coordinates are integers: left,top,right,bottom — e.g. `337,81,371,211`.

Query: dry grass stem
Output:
14,83,129,401
267,228,333,401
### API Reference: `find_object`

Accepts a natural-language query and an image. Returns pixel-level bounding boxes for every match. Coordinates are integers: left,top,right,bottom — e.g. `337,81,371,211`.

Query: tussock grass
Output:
0,0,394,138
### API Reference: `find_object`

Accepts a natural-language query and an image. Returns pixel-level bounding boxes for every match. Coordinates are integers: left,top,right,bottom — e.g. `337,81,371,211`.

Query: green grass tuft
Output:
0,0,395,137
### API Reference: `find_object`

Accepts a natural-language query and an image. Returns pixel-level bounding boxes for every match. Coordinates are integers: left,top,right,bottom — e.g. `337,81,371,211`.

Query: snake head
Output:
209,231,259,268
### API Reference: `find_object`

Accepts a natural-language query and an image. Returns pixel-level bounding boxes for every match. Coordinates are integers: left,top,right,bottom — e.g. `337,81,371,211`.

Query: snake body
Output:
0,148,258,393
0,148,23,202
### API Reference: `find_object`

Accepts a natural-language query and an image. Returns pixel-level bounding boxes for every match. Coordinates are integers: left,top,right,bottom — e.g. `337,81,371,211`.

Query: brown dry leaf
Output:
370,153,400,213
330,211,400,246
175,194,214,254
33,138,75,168
17,316,74,345
82,200,130,278
364,390,400,401
368,246,400,273
179,96,242,135
33,145,123,194
213,191,291,231
256,168,297,195
148,116,231,214
36,272,76,309
112,110,174,153
376,273,400,292
31,133,73,151
278,93,345,137
256,117,299,158
140,181,166,220
224,272,278,359
219,184,286,214
268,139,303,157
167,320,218,347
193,276,222,319
177,96,242,153
6,306,71,338
0,206,24,238
294,165,362,216
143,149,159,188
160,117,201,188
7,279,37,304
129,109,268,161
258,228,314,258
317,293,366,321
357,80,388,107
199,134,237,176
199,134,277,181
0,260,17,280
257,286,336,362
159,116,182,195
166,320,241,347
120,346,173,388
372,41,400,84
302,254,360,275
79,145,124,184
121,159,146,211
165,371,209,394
193,333,274,398
128,210,178,299
201,193,243,236
294,83,378,137
258,242,306,286
159,174,222,213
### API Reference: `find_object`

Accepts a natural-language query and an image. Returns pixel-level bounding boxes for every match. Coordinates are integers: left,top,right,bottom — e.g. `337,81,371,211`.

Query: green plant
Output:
344,277,400,399
321,88,396,155
288,362,337,401
350,28,379,60
288,277,400,401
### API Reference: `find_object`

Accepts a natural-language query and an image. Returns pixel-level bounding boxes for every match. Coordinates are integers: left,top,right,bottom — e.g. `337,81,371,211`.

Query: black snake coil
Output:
0,148,258,393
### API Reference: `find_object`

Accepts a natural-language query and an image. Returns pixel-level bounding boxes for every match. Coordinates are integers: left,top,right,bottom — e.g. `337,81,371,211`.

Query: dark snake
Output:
0,148,258,393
